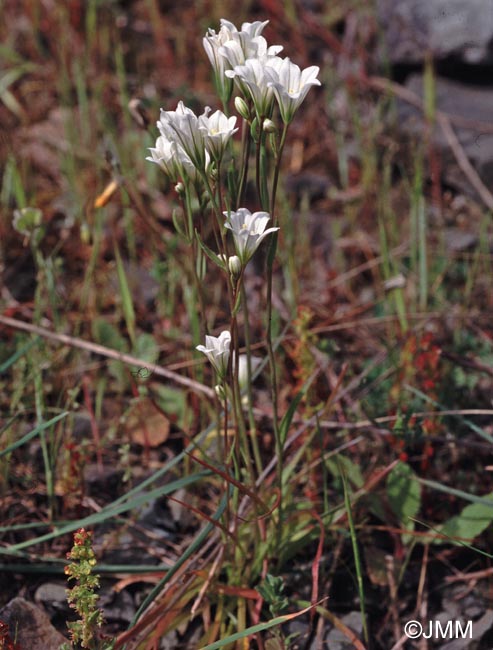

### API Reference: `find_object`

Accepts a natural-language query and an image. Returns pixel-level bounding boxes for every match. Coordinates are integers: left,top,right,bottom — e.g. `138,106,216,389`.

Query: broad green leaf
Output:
433,493,493,546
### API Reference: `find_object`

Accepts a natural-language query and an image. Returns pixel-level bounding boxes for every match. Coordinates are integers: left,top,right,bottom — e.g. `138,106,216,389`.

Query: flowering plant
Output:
147,16,320,549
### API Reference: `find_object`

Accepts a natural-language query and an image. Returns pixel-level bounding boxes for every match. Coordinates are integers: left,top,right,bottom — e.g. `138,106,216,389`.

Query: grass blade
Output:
0,411,68,459
340,461,368,646
114,240,136,345
0,336,41,374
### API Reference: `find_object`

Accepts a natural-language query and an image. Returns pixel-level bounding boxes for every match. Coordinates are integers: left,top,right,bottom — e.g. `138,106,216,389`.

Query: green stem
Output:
263,123,289,556
34,367,54,520
240,282,263,477
230,295,256,487
237,118,251,207
200,171,255,492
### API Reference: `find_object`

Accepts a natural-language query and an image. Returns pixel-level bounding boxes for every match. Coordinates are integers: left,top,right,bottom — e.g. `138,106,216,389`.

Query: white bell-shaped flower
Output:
198,109,238,161
157,101,208,172
196,331,231,378
224,208,279,264
265,58,321,124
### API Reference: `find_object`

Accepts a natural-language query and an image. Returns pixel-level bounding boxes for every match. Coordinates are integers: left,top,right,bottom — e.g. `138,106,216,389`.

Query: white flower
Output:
204,20,269,71
196,331,231,378
198,109,238,161
157,101,208,171
203,20,280,101
146,135,180,181
203,22,236,100
147,133,207,183
265,58,321,124
219,35,281,70
226,56,283,117
223,208,279,264
223,19,270,40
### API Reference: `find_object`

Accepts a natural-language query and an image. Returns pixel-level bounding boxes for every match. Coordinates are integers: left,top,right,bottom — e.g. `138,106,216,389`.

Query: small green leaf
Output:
326,455,364,490
386,462,421,523
91,319,128,352
133,333,159,366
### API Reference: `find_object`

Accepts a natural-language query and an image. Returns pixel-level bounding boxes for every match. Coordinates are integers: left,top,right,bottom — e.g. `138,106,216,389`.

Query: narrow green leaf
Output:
0,411,69,459
200,604,314,650
172,207,188,240
340,462,368,645
130,491,229,625
0,336,40,374
419,478,493,508
195,229,225,269
279,372,316,446
3,470,210,553
114,241,136,345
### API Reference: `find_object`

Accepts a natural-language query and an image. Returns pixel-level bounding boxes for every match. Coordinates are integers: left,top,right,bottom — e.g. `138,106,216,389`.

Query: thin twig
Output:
0,314,215,398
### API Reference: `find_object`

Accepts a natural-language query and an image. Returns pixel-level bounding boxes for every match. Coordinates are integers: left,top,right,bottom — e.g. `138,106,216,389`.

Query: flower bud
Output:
234,96,251,121
263,118,277,133
214,384,226,401
228,255,242,278
175,182,185,195
217,253,228,270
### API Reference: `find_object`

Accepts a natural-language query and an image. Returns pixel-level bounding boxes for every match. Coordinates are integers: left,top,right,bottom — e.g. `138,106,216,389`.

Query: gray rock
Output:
34,582,69,615
377,0,493,64
397,74,493,198
444,229,478,252
100,588,135,624
0,597,68,650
